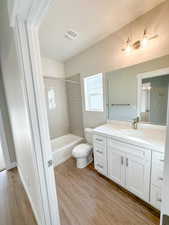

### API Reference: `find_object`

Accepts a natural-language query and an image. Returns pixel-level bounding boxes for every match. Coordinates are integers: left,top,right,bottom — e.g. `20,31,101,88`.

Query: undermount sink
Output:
120,129,143,136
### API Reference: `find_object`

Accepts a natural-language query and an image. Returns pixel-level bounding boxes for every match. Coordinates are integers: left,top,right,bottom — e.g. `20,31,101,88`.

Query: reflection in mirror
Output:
106,69,137,121
106,55,169,125
140,75,169,125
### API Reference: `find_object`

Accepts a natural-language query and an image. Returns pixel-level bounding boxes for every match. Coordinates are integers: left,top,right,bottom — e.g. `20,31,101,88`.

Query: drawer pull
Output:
96,150,103,154
158,177,164,181
96,138,103,142
160,159,164,162
157,198,162,202
126,158,129,167
96,164,103,169
121,156,124,165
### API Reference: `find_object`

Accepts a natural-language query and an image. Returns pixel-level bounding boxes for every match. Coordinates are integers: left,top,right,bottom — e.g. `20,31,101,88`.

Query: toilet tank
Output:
84,128,93,145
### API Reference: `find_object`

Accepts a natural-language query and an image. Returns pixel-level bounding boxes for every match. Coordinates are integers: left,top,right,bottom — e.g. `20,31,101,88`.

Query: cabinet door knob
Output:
158,177,164,181
96,150,103,154
96,138,102,142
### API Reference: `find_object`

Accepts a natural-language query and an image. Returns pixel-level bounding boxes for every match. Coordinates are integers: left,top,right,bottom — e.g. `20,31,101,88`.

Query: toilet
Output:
72,128,93,168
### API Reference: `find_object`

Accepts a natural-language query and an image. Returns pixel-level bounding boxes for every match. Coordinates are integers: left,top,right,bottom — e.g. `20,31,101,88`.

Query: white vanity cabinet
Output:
93,132,164,210
108,138,151,202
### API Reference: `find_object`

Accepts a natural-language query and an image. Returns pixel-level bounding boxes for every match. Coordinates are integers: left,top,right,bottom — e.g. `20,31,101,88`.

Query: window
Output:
48,88,56,110
84,73,104,112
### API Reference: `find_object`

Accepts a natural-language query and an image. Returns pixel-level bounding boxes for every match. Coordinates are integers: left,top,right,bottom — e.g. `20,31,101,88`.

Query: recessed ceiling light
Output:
65,30,78,40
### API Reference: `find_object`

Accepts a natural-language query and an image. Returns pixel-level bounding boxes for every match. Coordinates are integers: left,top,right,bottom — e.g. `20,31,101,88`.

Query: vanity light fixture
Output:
122,29,158,53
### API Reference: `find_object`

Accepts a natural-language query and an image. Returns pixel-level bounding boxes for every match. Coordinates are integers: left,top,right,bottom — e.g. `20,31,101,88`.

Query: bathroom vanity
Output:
93,122,166,210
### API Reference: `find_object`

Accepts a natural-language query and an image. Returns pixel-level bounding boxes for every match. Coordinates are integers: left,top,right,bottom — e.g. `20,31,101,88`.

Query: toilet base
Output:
76,152,93,168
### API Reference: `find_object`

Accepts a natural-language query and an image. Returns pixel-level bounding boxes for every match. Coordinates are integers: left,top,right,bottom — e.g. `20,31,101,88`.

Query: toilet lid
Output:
72,144,92,157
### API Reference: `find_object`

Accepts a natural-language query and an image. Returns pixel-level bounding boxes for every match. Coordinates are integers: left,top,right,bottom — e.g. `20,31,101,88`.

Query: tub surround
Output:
93,121,166,210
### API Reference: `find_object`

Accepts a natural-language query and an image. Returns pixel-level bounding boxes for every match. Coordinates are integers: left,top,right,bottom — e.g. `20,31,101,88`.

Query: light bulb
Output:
141,37,148,48
125,38,132,54
141,29,148,48
125,44,132,53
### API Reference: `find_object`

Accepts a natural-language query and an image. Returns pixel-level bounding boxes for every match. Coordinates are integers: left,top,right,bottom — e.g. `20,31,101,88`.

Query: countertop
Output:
93,122,166,153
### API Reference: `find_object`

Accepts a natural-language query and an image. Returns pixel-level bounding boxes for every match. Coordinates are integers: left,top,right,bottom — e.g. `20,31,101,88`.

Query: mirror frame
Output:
137,67,169,121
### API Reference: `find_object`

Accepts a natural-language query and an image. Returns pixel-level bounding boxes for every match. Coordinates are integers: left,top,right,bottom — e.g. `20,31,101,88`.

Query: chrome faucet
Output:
131,117,139,129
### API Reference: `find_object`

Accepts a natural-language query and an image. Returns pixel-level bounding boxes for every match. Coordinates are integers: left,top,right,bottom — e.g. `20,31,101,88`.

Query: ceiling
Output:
39,0,165,62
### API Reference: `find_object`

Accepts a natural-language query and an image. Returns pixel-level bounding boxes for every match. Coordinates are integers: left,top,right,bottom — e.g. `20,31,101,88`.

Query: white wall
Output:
41,57,65,78
0,1,44,224
0,141,5,170
0,69,16,163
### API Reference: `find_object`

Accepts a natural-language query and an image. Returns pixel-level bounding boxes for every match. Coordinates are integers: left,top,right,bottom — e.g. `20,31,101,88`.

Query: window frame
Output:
84,73,104,112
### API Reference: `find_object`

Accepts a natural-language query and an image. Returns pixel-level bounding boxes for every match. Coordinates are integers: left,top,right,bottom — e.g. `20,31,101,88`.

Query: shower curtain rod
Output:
44,76,80,85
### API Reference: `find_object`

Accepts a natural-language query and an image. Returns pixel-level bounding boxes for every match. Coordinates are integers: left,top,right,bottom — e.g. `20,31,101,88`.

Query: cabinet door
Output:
125,154,151,201
150,185,162,210
108,148,125,186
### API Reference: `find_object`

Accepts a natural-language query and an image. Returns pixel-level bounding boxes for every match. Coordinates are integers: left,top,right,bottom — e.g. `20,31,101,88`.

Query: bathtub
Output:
51,134,83,167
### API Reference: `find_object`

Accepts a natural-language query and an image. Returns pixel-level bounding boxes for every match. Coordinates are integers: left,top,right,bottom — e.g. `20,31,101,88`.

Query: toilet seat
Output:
72,143,92,158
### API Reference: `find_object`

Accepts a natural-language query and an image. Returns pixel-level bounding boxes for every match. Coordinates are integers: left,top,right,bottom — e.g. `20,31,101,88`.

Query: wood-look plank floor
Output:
0,168,37,225
55,158,160,225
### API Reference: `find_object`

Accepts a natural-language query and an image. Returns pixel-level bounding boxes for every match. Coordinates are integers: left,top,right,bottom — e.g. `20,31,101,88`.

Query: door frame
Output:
10,1,169,225
0,110,14,170
137,67,169,117
10,1,61,225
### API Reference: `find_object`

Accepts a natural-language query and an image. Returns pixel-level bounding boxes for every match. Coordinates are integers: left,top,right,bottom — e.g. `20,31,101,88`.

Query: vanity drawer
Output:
151,160,164,188
109,138,151,161
94,157,107,176
94,144,107,160
93,135,107,147
150,185,162,210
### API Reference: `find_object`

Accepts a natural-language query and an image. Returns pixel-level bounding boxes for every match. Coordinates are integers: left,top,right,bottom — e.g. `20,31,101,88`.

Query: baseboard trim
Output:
17,166,41,225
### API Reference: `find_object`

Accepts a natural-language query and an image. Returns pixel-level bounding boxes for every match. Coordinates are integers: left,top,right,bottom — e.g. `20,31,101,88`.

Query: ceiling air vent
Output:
65,30,78,40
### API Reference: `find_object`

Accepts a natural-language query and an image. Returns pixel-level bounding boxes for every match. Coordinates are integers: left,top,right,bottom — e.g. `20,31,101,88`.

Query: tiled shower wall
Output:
44,74,84,139
44,77,69,139
66,74,84,137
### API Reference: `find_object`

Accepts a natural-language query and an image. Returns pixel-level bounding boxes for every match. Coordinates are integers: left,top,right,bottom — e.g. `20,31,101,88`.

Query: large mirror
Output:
106,56,169,125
